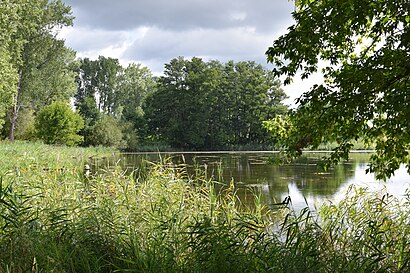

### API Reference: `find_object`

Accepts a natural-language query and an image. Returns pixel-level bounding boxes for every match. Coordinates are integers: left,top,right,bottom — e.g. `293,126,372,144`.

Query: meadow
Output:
0,142,409,273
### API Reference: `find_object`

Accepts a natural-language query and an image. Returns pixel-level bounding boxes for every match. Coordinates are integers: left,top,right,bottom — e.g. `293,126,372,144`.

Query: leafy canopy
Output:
266,0,409,179
145,57,288,149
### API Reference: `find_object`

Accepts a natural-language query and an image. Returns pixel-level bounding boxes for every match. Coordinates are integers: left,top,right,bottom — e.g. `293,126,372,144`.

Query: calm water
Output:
92,152,410,211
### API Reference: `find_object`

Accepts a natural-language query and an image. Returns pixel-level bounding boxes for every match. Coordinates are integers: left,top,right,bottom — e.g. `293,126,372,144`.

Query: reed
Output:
0,142,409,272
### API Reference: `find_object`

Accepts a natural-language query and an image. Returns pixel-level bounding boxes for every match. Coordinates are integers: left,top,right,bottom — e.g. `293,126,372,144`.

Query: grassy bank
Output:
124,139,374,153
0,141,116,173
0,142,409,272
124,142,277,153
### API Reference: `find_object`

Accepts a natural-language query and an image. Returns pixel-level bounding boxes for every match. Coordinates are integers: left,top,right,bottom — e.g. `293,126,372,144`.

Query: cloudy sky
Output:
60,0,317,104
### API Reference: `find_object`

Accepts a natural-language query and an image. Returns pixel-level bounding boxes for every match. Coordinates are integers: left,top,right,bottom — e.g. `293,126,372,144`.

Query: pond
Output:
90,151,410,211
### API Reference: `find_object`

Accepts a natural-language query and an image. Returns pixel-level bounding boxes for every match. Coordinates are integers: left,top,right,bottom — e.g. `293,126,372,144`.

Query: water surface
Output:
92,152,410,211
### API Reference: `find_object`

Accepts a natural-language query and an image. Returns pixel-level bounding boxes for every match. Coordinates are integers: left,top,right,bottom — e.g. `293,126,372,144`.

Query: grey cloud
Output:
64,0,294,33
61,27,127,52
60,0,294,74
122,27,275,73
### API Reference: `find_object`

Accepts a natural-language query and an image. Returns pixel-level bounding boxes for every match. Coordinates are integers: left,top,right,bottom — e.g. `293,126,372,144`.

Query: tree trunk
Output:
9,106,18,142
9,70,23,141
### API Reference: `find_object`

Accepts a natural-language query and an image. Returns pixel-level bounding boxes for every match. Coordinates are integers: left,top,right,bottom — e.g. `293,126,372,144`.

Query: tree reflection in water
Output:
89,152,410,211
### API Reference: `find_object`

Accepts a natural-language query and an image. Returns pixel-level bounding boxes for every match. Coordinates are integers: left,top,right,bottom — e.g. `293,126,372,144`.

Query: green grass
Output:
0,141,116,174
0,142,409,272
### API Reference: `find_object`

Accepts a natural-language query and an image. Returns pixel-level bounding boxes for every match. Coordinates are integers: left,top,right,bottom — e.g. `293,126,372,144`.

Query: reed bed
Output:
0,142,409,272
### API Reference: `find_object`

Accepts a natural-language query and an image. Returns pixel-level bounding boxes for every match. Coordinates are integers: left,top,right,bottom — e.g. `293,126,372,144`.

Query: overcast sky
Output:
59,0,318,105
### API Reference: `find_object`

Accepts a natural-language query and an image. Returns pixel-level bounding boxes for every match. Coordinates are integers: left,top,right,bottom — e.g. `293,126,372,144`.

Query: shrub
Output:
35,101,84,146
87,115,126,148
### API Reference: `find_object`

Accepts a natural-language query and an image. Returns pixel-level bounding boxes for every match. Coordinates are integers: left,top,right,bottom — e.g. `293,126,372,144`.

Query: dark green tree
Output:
116,63,156,144
145,57,288,149
95,56,121,115
198,60,228,147
74,58,100,126
35,101,84,146
74,56,122,119
265,0,409,179
145,57,210,148
222,61,288,145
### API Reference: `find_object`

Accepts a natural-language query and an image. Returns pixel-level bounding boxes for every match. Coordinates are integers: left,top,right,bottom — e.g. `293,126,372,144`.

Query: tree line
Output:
145,57,287,149
0,0,288,150
69,56,288,150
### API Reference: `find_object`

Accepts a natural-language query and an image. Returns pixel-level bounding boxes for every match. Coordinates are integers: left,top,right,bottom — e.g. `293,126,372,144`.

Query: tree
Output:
21,36,78,111
0,0,19,132
74,57,101,145
222,61,288,145
75,56,122,118
145,57,288,149
265,0,409,179
74,58,156,148
116,63,156,143
0,49,17,132
5,0,75,141
94,56,122,115
0,0,38,133
35,101,84,146
145,57,224,148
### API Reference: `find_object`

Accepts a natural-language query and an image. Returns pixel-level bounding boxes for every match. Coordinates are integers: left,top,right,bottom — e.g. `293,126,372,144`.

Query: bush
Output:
87,115,126,148
35,101,84,146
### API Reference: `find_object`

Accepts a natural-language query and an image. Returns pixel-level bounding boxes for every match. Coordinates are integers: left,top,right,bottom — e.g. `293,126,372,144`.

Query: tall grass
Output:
0,142,409,272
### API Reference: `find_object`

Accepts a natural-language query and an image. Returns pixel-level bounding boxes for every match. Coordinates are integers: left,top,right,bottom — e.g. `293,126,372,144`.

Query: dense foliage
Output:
72,56,288,150
0,0,76,141
145,57,288,149
35,101,84,146
266,0,410,179
87,115,126,148
74,57,156,149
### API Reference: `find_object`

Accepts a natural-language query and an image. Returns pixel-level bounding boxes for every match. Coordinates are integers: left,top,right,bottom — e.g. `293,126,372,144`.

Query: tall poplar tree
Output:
5,0,75,141
74,57,156,147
